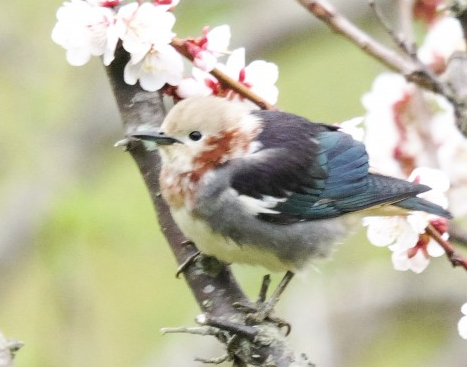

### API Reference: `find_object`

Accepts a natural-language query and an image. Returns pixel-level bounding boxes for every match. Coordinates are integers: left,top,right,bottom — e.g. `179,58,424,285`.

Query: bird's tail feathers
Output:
394,197,452,219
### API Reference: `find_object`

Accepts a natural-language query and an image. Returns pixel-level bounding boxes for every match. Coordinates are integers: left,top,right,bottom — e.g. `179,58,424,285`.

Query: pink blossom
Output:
153,0,180,11
189,25,231,72
361,73,415,178
362,72,467,216
177,48,279,106
51,0,119,66
220,48,279,105
413,0,444,25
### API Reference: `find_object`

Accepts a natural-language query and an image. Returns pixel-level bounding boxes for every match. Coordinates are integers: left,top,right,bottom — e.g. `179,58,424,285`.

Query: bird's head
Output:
131,96,263,173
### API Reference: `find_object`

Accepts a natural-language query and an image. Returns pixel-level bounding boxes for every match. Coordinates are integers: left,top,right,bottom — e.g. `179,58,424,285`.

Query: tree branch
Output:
295,0,463,120
426,224,467,271
105,44,303,367
451,0,467,47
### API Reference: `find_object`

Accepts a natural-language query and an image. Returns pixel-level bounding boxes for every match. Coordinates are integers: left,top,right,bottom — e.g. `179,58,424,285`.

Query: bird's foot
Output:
175,242,200,278
176,247,225,278
233,271,295,335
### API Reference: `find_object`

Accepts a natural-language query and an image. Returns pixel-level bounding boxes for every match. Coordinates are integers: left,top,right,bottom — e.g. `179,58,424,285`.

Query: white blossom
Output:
338,117,365,141
124,44,183,92
362,70,467,216
418,17,465,72
51,0,119,66
363,167,449,274
177,67,214,99
192,25,231,72
221,48,279,105
177,48,279,105
116,2,176,63
361,73,413,177
459,303,467,339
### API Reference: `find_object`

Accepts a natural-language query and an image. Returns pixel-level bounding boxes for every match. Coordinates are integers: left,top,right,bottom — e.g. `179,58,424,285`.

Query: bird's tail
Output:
363,173,453,219
394,197,452,219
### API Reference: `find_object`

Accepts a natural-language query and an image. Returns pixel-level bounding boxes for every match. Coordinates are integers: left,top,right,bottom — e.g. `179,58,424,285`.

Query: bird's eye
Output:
188,131,203,141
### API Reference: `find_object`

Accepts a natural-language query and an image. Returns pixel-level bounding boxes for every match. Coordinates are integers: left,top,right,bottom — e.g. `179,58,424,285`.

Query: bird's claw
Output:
231,272,295,336
175,242,200,278
232,301,292,336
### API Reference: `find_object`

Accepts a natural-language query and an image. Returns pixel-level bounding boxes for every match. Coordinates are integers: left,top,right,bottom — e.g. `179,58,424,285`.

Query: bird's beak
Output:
129,131,182,145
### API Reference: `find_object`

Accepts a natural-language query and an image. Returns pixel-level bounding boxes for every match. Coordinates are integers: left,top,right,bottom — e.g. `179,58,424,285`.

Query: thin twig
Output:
450,0,467,48
426,224,467,271
295,0,458,103
447,224,467,248
197,314,259,341
161,325,221,336
369,0,417,57
171,37,277,111
397,0,416,50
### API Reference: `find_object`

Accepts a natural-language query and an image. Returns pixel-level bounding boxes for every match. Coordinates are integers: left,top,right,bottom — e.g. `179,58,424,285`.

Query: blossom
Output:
221,48,279,105
361,73,415,178
362,72,467,216
86,0,120,6
177,48,279,106
189,25,231,72
51,0,119,66
176,67,215,98
153,0,180,10
459,303,467,339
124,44,183,92
338,117,365,142
418,17,464,73
412,0,444,25
116,2,176,63
363,167,449,274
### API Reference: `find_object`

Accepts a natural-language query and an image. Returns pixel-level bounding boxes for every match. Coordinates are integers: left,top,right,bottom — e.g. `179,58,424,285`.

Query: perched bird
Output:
131,96,452,274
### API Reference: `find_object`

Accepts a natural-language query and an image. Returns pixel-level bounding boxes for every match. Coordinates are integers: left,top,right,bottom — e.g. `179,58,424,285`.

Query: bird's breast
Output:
159,167,197,209
169,205,298,272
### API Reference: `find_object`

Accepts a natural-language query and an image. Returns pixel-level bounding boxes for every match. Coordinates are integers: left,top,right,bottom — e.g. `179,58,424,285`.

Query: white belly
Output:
170,206,295,272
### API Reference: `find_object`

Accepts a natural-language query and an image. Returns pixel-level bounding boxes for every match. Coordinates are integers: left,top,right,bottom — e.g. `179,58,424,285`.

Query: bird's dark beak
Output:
129,131,182,145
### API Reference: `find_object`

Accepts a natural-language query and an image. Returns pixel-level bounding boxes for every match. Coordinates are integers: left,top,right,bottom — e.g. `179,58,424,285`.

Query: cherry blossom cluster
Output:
359,5,467,275
361,2,467,339
51,0,278,104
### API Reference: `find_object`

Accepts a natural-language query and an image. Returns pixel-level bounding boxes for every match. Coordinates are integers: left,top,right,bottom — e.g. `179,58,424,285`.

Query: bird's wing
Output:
228,110,429,224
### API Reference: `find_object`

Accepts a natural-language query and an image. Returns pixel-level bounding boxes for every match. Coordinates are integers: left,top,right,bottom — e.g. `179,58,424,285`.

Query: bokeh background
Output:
1,1,467,366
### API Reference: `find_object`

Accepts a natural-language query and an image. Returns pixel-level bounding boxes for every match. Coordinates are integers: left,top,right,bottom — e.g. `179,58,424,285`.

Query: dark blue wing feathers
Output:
229,110,452,223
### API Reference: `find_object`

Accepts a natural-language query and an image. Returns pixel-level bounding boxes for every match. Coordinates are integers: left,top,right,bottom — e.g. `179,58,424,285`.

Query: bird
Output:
130,96,451,315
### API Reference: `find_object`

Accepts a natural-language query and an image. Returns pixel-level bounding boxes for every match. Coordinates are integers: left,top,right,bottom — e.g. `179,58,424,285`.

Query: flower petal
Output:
458,315,467,339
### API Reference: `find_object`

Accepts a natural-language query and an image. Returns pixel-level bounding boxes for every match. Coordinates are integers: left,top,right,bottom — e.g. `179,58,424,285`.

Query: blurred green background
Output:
1,1,466,367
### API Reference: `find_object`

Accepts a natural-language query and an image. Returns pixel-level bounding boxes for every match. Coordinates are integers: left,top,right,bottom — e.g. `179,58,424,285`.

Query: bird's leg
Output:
248,271,294,328
257,274,271,303
234,271,294,334
255,271,295,320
